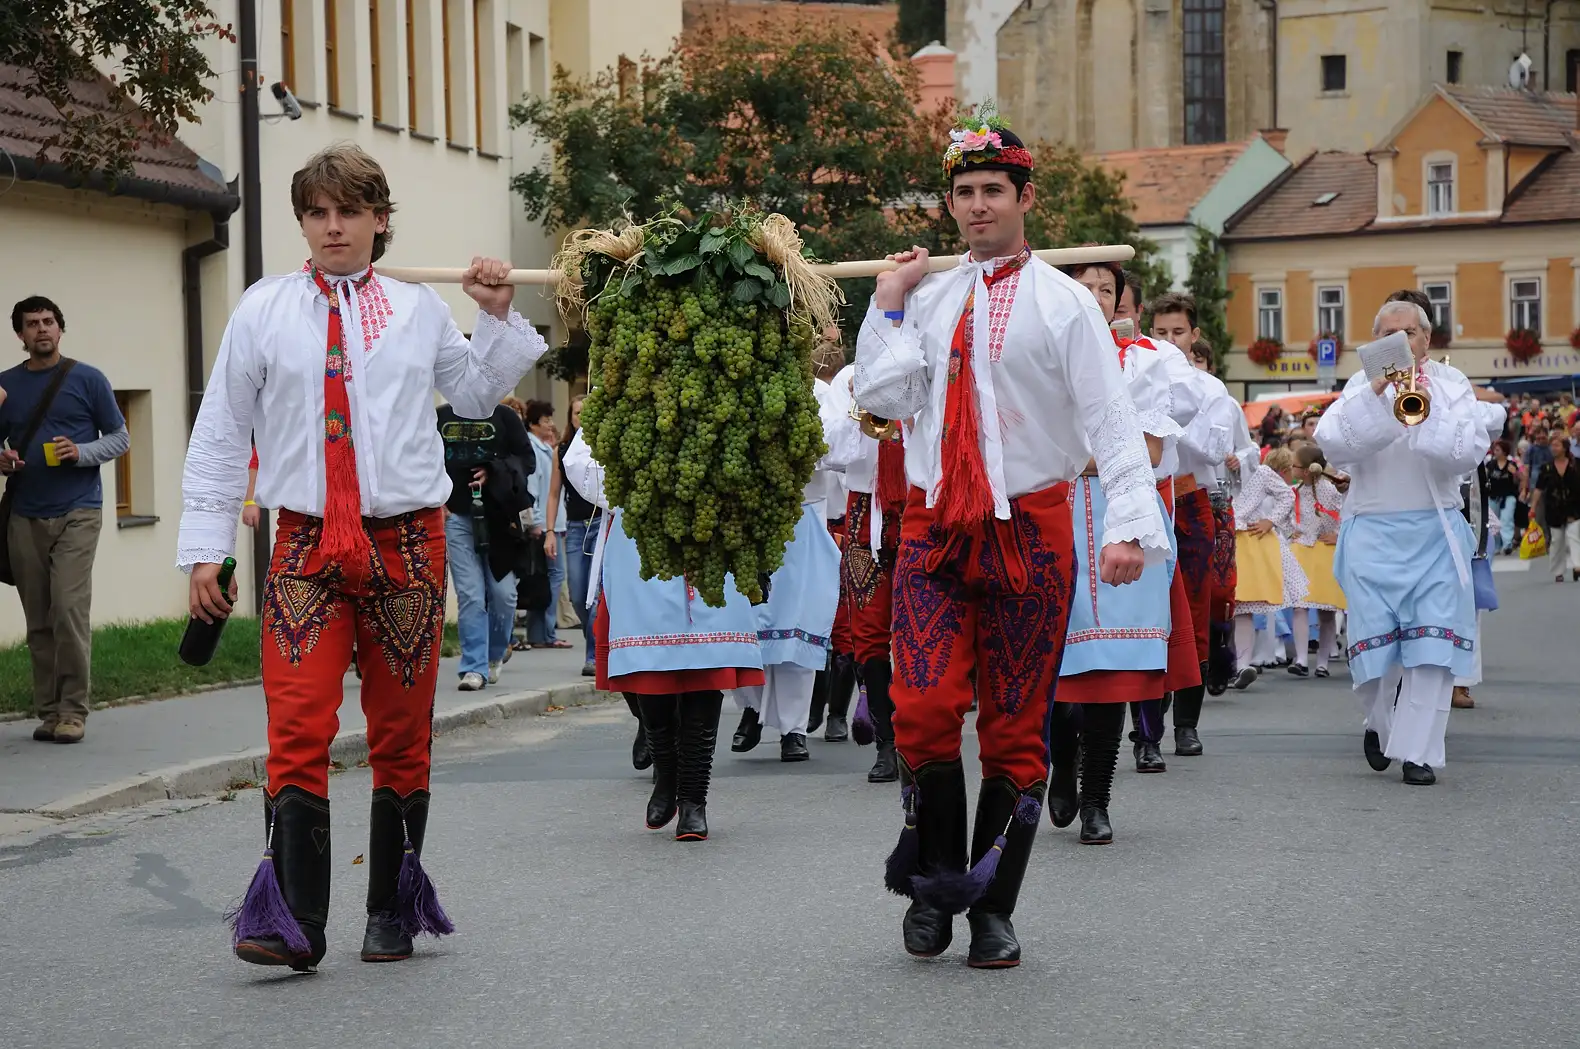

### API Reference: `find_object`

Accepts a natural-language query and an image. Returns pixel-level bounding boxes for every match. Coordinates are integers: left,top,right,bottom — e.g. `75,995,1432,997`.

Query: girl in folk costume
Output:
1287,445,1346,678
563,433,763,841
856,107,1167,969
823,361,910,783
181,145,546,970
1044,260,1188,846
730,380,843,762
1231,447,1309,681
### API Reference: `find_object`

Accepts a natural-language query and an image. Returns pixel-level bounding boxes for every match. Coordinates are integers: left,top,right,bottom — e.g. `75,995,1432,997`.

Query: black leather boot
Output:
807,652,830,735
1045,701,1081,828
1172,683,1205,756
1134,739,1167,773
1207,622,1235,695
624,693,653,771
824,654,856,742
362,787,451,961
863,658,898,783
676,691,723,841
966,778,1044,969
730,706,762,753
1078,704,1122,845
234,786,330,970
636,694,679,829
902,759,968,958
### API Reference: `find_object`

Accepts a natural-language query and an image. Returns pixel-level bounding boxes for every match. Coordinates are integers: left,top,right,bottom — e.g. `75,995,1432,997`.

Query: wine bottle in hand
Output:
179,557,237,667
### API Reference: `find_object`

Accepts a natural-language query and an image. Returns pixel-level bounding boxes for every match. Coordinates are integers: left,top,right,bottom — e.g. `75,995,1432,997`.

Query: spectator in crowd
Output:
1523,426,1554,506
524,400,571,648
1485,440,1521,555
1,295,129,744
438,397,534,690
559,394,599,677
1259,403,1286,446
1532,433,1580,582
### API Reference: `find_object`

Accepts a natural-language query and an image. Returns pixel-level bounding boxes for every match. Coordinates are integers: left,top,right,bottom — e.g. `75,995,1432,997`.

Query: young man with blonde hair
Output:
179,144,546,969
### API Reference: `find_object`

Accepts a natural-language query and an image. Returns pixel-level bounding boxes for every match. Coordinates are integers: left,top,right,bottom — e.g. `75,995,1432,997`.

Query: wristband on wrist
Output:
243,500,256,507
882,309,905,323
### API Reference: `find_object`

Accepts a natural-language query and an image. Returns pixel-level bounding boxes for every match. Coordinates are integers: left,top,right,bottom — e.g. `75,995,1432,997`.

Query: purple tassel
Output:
396,840,455,937
852,683,875,746
883,786,921,897
225,847,310,953
1014,793,1042,825
911,835,1005,914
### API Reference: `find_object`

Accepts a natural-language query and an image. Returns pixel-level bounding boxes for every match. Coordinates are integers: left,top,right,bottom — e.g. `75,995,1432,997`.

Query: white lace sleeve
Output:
820,368,865,471
1315,372,1400,466
1089,391,1172,559
854,301,929,422
177,302,262,571
562,431,608,510
1181,389,1236,464
432,295,548,418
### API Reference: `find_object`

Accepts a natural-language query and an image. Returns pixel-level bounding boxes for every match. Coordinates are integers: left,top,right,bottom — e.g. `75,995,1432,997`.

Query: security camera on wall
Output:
270,81,303,121
1508,53,1533,90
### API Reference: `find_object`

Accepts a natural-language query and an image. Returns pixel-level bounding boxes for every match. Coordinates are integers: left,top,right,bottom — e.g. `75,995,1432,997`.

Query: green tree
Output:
0,1,232,178
512,17,1164,348
1186,225,1233,372
896,0,948,53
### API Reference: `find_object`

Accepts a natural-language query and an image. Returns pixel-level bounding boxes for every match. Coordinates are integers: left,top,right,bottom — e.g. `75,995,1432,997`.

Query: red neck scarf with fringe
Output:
936,245,1032,530
311,267,372,565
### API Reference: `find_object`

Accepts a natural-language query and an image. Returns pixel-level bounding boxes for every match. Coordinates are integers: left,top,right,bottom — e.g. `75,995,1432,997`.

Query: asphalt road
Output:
0,564,1575,1049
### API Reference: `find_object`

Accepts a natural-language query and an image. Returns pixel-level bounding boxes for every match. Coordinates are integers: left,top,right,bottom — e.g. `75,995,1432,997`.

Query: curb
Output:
33,680,605,820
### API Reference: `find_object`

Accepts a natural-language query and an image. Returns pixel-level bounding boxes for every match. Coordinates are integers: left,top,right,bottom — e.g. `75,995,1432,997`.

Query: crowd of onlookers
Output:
1254,389,1580,582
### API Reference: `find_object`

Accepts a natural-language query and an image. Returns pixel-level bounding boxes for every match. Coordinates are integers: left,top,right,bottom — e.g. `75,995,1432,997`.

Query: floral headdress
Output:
942,100,1036,182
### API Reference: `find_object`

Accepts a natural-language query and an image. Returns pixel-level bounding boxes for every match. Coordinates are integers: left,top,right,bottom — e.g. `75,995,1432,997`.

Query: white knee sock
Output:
1290,609,1311,667
1316,612,1337,671
1234,614,1255,670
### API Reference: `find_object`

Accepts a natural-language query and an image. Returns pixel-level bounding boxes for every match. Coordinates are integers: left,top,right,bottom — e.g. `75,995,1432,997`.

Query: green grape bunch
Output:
577,216,828,608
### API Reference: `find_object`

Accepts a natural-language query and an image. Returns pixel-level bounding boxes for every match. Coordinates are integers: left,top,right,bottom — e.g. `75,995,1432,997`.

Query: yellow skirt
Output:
1291,542,1346,610
1235,532,1285,605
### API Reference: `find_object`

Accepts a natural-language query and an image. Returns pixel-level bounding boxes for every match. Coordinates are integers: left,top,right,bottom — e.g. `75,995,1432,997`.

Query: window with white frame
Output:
1423,282,1452,335
1510,278,1542,332
1317,285,1344,337
1257,287,1283,341
1427,162,1454,215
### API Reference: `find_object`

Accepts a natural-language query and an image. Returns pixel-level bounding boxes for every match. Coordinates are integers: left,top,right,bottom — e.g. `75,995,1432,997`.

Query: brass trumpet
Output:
1383,364,1431,426
849,403,902,442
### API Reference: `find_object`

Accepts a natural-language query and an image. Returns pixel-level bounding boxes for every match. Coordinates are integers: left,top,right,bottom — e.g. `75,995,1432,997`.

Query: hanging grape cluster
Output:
578,226,826,607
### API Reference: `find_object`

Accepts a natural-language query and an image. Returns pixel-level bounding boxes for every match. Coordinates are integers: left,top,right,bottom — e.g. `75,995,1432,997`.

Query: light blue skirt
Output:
1334,509,1476,687
1060,477,1178,677
600,511,763,679
755,501,841,670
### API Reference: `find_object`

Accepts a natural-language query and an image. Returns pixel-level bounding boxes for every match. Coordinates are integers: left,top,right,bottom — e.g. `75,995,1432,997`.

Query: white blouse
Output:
1175,369,1239,487
1234,464,1295,535
1291,478,1344,546
854,255,1168,559
1314,360,1490,518
823,363,878,493
178,267,546,568
1117,337,1196,480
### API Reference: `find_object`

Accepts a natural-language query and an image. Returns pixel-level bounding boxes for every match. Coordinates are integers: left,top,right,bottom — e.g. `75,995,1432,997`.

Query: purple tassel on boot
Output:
852,682,875,746
226,846,310,954
883,785,921,897
911,836,1004,914
396,838,455,938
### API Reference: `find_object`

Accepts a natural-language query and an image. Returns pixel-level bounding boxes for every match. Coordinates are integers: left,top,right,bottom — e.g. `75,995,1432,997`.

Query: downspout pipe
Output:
240,0,269,616
183,191,234,430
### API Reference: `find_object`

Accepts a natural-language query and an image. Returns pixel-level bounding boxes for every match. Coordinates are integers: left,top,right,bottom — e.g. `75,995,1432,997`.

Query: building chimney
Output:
910,41,957,115
1258,127,1290,155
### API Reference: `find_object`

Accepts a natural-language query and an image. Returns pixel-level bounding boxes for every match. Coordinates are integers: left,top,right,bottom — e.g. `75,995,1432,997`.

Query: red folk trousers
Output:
827,516,854,658
890,483,1075,789
1173,484,1215,665
261,509,448,797
842,491,901,664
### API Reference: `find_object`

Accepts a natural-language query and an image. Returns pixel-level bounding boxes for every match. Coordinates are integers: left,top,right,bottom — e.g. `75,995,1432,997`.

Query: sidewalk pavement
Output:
0,647,600,821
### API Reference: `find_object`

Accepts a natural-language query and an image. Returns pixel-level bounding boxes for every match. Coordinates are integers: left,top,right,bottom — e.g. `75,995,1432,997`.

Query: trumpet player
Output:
1314,301,1489,786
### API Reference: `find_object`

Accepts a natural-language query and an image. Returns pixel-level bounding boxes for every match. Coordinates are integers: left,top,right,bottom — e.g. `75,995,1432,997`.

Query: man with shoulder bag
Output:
1,296,130,744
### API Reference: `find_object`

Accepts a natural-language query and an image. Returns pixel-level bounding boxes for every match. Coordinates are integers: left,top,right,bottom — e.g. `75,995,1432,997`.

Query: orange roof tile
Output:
1502,149,1580,223
1222,151,1376,240
1443,86,1577,147
684,0,898,39
1089,141,1251,226
0,61,230,204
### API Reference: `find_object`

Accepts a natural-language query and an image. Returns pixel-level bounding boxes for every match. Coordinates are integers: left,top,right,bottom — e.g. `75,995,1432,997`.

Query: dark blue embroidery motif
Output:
1347,625,1474,660
263,517,343,664
758,627,831,649
976,508,1070,719
356,514,447,689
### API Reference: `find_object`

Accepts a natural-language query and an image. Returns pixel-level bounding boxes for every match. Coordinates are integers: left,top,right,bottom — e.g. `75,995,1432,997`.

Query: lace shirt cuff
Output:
472,308,542,386
177,502,241,572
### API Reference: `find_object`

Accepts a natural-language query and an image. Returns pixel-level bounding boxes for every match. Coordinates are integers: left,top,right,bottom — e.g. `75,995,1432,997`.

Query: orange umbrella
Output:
1242,391,1339,428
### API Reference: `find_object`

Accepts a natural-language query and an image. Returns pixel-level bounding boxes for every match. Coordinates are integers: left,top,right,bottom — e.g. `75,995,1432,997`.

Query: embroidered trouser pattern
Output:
262,509,447,797
1174,487,1215,664
1209,499,1237,625
889,484,1074,788
843,491,901,665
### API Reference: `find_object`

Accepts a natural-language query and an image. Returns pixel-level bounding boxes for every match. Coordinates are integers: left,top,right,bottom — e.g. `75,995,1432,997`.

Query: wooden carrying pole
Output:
375,244,1136,286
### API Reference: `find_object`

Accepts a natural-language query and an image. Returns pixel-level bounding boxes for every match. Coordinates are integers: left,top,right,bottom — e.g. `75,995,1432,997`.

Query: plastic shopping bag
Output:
1519,522,1548,560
